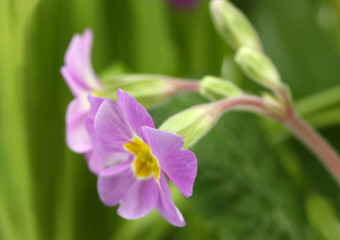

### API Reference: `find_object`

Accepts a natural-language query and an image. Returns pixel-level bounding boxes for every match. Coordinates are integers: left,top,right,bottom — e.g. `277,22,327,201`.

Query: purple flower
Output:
90,89,197,226
61,29,103,153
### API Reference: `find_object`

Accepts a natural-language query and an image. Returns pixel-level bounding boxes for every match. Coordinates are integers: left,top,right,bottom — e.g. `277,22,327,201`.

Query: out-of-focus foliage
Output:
192,112,320,240
1,0,340,240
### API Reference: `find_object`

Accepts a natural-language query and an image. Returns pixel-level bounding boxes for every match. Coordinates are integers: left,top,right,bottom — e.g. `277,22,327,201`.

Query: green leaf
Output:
190,112,321,240
306,193,340,240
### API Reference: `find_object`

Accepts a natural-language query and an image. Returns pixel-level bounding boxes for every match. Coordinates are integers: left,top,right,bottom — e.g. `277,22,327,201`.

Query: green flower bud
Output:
94,74,198,109
199,76,242,101
160,104,220,149
235,47,281,90
210,0,261,51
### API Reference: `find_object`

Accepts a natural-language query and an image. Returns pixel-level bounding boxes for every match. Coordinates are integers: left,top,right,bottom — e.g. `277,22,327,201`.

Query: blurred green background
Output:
1,0,340,239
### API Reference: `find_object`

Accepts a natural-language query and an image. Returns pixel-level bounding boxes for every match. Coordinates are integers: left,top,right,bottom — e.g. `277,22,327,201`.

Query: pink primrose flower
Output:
91,89,197,227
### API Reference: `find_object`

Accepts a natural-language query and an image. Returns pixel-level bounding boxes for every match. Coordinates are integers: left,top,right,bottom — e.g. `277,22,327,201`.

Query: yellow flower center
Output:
124,137,160,181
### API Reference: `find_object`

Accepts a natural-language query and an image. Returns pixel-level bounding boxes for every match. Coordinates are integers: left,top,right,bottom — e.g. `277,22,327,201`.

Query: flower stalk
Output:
170,78,200,92
211,91,340,187
284,111,340,186
97,74,200,109
213,94,284,121
208,0,340,186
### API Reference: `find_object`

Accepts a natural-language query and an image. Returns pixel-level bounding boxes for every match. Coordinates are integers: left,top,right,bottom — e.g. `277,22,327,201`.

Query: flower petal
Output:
85,117,131,174
85,150,107,175
117,176,158,219
66,97,91,153
97,159,134,206
156,173,185,227
78,29,93,64
85,115,133,174
61,66,88,97
87,147,131,174
88,94,105,118
117,89,155,138
62,29,101,97
94,99,133,152
142,126,197,197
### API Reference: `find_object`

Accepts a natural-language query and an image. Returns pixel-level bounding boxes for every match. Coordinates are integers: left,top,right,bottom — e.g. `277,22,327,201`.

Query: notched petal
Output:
62,29,101,96
94,99,133,150
97,160,134,206
117,89,155,138
142,126,197,197
156,174,186,227
117,177,158,219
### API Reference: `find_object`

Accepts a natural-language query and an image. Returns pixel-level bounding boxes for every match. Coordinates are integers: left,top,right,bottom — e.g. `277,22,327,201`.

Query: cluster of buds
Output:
161,0,294,148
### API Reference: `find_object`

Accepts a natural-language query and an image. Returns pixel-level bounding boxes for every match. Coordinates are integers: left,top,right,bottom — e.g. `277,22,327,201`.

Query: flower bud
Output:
210,0,261,51
199,76,242,101
159,104,220,149
235,47,281,90
94,74,197,109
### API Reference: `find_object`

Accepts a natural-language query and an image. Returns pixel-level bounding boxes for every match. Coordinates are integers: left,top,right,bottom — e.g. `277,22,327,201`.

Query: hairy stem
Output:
285,114,340,186
171,79,200,92
213,94,340,186
215,95,284,121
